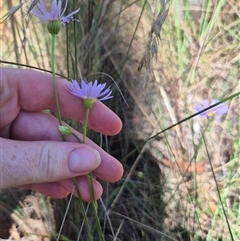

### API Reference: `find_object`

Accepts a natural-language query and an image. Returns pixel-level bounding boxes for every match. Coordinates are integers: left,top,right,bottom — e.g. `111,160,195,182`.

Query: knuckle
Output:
38,144,61,181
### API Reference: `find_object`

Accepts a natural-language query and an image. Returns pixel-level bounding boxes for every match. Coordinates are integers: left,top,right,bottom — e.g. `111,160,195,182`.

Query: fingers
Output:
1,138,101,189
1,67,123,200
11,111,124,183
19,182,71,199
60,176,103,200
19,177,103,201
1,68,122,135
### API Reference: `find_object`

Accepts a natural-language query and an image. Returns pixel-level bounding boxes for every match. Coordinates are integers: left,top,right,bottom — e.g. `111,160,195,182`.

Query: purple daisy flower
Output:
30,0,80,25
194,99,228,121
68,79,113,101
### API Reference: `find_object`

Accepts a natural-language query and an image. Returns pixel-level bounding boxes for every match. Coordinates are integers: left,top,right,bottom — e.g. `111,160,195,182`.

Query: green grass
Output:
0,0,239,240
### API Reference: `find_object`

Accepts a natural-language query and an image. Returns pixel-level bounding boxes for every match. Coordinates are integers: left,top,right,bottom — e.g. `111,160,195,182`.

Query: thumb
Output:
1,138,101,189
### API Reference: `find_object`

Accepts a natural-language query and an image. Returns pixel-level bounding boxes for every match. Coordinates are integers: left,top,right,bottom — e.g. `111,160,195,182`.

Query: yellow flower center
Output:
208,111,215,117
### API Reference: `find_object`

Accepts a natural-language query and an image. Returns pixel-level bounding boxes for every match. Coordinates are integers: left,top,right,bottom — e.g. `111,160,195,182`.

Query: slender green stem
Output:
51,32,89,240
83,107,105,241
66,24,70,79
51,34,62,126
87,173,105,241
73,177,94,241
49,24,96,241
73,0,78,80
83,108,90,143
71,132,82,143
83,109,95,204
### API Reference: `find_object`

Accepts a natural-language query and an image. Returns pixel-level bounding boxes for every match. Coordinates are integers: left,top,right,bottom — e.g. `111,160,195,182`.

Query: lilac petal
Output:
93,81,106,96
194,104,203,113
53,0,62,19
31,0,49,21
214,103,228,116
51,0,57,18
37,0,48,14
61,8,80,24
194,104,208,117
61,0,68,16
201,100,209,108
98,87,111,98
68,80,83,97
81,80,88,96
99,91,113,101
89,80,97,96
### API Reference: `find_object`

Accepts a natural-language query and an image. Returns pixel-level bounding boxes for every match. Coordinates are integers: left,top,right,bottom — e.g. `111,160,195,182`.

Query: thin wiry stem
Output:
51,33,91,241
202,135,234,241
73,177,94,241
73,0,79,80
51,34,63,127
83,108,105,241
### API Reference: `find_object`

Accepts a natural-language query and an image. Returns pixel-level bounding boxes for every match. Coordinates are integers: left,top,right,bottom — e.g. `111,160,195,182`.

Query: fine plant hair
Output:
0,0,239,240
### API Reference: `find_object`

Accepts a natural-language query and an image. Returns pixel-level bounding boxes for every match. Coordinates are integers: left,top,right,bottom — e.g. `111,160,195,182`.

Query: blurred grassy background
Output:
0,0,239,240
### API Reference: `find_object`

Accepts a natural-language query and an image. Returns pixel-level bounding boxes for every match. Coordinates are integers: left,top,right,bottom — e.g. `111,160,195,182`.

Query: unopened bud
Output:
59,125,72,136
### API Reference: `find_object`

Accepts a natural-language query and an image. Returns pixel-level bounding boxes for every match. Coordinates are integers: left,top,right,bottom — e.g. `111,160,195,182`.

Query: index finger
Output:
3,68,122,135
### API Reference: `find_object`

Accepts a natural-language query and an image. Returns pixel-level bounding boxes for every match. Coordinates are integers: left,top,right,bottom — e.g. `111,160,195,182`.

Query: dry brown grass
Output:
105,0,239,240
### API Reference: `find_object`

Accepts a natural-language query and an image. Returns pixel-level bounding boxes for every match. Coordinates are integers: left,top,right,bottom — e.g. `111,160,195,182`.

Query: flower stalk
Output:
73,177,94,241
51,33,62,126
68,79,113,241
50,36,89,241
82,106,105,241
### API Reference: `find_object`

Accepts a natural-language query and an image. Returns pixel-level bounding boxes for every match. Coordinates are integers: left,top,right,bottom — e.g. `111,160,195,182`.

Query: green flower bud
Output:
47,20,61,35
59,125,72,136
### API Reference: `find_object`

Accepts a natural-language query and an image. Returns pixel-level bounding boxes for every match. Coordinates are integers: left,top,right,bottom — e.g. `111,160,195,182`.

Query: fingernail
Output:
69,148,101,173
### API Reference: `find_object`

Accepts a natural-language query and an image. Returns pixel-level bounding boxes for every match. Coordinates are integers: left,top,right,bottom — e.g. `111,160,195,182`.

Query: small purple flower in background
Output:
31,0,79,24
194,99,228,121
30,0,80,34
68,80,113,109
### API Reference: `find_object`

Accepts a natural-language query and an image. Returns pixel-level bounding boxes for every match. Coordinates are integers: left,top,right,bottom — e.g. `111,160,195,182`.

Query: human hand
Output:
0,68,123,201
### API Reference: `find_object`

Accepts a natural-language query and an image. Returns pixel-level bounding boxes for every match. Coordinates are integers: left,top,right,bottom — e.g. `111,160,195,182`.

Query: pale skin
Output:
0,68,123,201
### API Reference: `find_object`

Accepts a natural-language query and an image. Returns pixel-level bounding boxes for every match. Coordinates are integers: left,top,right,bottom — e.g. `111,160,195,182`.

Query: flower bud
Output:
47,20,61,35
59,125,72,136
